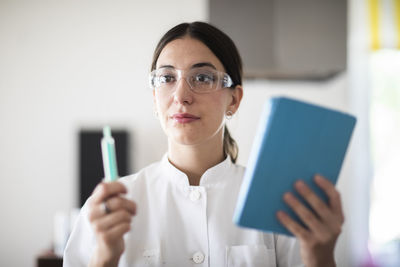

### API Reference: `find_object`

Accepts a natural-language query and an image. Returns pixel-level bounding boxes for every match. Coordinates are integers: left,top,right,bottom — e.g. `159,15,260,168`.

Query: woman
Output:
64,21,344,267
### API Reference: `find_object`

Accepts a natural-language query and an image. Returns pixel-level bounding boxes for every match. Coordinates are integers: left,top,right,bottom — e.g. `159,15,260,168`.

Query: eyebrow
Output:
158,62,217,70
158,65,174,69
191,62,216,70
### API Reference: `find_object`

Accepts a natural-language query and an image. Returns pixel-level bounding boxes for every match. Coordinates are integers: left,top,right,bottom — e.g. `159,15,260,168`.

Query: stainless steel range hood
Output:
209,0,347,81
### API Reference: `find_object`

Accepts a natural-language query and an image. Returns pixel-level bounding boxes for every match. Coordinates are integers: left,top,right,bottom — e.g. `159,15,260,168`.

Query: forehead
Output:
156,37,225,71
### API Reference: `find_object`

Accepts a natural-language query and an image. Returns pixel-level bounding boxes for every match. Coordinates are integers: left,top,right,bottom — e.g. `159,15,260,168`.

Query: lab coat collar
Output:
161,153,233,187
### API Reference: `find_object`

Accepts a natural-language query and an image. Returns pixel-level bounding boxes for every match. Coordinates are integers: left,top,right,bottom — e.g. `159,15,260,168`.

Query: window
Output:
369,49,400,263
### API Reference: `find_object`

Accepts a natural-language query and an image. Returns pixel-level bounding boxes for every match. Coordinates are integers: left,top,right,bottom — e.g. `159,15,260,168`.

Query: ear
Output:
228,85,243,114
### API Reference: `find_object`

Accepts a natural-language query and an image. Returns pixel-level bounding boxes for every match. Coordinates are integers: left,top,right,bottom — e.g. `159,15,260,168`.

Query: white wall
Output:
0,1,359,266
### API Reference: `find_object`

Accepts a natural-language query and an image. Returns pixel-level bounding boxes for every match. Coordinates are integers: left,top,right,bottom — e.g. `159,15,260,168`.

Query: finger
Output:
295,179,344,234
294,180,331,220
92,210,132,233
91,182,128,204
106,197,137,215
283,192,326,234
314,175,344,221
88,201,108,222
89,197,136,221
100,222,131,245
276,211,310,241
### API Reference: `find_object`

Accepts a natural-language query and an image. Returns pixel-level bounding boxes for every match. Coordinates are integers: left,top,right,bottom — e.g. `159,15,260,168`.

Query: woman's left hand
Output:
276,174,344,267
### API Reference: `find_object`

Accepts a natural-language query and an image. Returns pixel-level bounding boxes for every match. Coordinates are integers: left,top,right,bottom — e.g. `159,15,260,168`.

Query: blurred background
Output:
0,0,399,266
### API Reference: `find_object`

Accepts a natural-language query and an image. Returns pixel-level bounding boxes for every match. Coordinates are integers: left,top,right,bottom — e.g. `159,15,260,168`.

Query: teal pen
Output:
101,126,119,182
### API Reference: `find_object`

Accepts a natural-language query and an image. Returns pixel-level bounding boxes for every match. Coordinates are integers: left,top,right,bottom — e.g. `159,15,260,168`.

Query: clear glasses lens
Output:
149,67,233,93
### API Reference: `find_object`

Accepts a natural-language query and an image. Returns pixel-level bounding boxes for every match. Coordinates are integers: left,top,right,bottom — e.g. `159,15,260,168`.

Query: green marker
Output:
101,126,119,182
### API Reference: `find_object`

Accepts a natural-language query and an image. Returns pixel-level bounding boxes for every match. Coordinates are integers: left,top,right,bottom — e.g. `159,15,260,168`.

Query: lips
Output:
171,113,200,123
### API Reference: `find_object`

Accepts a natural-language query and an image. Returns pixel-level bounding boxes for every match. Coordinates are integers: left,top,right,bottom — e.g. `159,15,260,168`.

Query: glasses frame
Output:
149,67,234,94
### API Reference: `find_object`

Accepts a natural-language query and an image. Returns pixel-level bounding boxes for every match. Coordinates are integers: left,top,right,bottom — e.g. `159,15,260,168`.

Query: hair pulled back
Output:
151,21,242,163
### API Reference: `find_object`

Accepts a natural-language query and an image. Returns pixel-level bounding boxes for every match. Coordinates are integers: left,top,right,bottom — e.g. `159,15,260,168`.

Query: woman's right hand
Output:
87,181,137,267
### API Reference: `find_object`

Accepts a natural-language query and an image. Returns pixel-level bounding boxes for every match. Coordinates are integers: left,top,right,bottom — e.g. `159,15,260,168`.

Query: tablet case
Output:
233,97,356,236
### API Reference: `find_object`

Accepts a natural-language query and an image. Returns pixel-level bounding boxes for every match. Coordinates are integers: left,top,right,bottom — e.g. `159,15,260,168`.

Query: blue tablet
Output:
233,97,356,236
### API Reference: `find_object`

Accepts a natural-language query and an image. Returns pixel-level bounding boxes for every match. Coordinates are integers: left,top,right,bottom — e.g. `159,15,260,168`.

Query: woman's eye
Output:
195,74,214,83
159,75,175,83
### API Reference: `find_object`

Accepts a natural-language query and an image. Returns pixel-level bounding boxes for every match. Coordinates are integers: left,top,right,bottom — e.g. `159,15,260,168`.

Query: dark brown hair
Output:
151,21,242,163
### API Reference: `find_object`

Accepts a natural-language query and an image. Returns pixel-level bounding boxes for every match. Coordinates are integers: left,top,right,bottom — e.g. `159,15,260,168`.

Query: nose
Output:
173,77,193,105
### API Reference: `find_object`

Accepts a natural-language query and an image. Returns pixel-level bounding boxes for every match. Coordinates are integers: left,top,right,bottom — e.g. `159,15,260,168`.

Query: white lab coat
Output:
64,154,304,267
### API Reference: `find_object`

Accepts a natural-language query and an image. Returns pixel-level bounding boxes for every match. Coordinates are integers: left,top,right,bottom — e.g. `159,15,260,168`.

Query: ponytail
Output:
223,126,238,163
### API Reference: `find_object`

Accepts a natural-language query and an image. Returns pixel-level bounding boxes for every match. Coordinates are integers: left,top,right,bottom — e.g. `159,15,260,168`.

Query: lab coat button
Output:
143,249,159,257
190,190,201,201
192,251,205,263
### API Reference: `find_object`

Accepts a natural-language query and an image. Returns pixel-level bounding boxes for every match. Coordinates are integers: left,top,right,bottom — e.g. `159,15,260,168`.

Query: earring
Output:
225,110,233,120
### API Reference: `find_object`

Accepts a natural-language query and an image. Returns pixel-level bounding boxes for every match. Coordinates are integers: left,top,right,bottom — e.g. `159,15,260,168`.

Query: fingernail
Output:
296,180,305,189
315,174,323,181
283,192,292,201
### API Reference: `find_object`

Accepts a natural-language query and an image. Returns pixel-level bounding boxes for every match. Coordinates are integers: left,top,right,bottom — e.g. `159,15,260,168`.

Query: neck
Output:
168,136,225,186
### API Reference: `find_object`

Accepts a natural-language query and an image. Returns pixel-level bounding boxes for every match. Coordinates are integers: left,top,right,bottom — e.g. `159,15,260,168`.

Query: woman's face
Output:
153,37,242,147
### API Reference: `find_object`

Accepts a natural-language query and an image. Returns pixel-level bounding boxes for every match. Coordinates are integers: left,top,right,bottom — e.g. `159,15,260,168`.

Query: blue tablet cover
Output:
233,97,356,236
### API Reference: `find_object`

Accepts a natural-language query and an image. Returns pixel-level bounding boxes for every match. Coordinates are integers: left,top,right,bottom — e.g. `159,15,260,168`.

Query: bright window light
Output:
369,49,400,245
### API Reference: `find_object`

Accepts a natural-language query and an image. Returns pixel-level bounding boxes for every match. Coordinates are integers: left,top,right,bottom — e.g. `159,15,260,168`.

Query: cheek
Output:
205,99,228,128
154,93,170,130
211,105,226,121
154,92,170,114
209,93,229,118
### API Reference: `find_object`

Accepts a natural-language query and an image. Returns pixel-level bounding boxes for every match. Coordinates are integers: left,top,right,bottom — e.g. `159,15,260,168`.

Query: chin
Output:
172,135,202,146
167,130,203,146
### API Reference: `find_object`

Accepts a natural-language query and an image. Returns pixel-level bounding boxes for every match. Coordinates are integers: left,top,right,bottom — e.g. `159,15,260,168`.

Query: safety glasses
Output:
149,67,234,94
